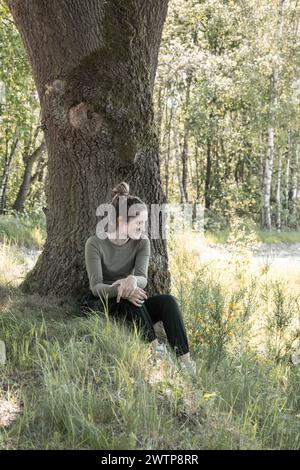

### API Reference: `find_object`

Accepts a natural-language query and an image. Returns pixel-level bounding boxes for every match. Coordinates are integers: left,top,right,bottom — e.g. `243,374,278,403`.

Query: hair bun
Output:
111,181,130,199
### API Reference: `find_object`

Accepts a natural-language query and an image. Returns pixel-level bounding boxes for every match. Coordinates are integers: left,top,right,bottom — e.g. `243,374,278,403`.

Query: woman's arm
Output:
110,236,151,302
85,237,119,298
131,236,151,289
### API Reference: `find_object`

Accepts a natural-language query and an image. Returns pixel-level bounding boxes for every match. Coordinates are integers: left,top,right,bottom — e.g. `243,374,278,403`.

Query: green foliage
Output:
0,5,44,212
155,0,300,229
0,210,46,248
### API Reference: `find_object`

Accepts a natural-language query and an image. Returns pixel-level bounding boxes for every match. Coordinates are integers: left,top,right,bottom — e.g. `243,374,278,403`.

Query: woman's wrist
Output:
126,275,138,288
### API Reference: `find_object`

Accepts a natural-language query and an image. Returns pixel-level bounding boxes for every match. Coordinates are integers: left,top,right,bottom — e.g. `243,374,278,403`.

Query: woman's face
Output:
126,208,148,239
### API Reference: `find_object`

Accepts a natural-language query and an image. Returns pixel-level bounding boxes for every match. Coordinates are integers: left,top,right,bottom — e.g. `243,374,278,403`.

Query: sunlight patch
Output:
0,397,21,428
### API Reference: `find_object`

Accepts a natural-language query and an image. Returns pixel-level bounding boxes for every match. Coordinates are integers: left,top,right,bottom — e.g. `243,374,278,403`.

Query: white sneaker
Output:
290,353,300,365
178,359,197,377
153,343,173,362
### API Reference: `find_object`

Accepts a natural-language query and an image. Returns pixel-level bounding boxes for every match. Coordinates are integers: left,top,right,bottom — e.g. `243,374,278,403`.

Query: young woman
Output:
83,181,197,376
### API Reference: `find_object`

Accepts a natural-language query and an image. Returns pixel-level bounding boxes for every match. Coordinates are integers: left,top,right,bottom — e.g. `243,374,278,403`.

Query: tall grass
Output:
1,215,300,449
168,222,300,449
0,301,241,449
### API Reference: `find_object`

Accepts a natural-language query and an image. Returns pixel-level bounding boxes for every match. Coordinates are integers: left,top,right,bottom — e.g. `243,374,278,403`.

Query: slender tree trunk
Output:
8,0,171,302
192,144,201,227
13,141,46,212
290,141,299,227
0,138,19,213
187,142,193,193
30,154,47,186
27,156,48,208
234,155,245,185
259,134,265,227
194,145,200,201
156,83,165,145
204,138,212,210
172,102,186,203
284,130,291,227
275,150,282,230
262,72,277,230
164,102,172,201
262,0,285,230
180,70,192,203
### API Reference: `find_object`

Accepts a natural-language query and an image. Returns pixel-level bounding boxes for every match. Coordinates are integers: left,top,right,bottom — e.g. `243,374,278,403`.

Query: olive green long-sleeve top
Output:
85,234,151,299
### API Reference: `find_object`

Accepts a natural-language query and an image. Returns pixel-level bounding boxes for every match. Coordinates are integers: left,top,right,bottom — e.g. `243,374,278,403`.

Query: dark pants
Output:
81,293,190,357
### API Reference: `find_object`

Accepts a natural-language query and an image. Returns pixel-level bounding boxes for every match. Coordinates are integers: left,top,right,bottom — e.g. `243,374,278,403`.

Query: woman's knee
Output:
151,294,180,317
120,298,142,316
158,293,178,306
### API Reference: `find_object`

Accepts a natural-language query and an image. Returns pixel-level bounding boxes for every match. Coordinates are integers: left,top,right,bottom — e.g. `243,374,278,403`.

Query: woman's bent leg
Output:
107,297,157,344
143,294,190,357
81,293,189,357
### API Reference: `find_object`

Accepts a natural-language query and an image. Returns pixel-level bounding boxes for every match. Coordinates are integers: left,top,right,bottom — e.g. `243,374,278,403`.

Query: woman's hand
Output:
110,275,138,303
125,287,148,307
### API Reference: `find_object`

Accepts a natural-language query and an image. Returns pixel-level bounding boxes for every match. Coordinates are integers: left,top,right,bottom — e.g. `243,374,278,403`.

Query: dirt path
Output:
190,240,300,271
16,241,300,272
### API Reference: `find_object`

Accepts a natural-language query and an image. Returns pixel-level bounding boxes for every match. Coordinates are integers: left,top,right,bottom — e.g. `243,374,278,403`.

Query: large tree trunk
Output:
8,0,171,303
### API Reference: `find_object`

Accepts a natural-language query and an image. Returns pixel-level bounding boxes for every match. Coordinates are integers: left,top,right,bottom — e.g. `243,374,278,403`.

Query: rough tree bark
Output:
7,0,171,303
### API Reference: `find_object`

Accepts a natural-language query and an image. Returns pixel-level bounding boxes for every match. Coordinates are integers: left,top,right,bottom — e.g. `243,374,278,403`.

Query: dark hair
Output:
109,181,147,229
